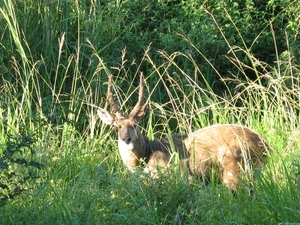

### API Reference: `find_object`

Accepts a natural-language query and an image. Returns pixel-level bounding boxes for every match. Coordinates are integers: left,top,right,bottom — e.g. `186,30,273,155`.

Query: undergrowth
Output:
0,0,300,224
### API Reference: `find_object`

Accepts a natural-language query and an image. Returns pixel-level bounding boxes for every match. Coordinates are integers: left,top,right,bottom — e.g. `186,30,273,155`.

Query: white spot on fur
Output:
217,146,226,168
118,139,134,152
227,172,234,177
118,139,135,171
143,167,150,173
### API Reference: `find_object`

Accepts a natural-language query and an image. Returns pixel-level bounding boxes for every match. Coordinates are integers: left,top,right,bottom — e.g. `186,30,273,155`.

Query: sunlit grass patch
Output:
0,0,300,223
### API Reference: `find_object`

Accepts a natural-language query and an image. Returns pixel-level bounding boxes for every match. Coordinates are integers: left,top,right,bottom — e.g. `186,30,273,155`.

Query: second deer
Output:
98,74,271,192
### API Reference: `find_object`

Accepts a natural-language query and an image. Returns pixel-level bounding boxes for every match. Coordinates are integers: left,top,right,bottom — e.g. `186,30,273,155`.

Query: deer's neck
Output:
120,134,187,172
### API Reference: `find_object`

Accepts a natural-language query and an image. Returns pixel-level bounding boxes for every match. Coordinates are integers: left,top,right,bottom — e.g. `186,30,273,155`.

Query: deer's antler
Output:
107,75,123,117
129,73,148,121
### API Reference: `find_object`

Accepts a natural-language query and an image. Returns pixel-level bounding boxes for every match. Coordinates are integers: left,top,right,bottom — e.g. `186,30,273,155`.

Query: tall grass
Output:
0,0,300,224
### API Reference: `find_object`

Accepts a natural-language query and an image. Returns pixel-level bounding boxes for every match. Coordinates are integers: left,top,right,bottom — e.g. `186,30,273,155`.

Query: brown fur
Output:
98,75,271,191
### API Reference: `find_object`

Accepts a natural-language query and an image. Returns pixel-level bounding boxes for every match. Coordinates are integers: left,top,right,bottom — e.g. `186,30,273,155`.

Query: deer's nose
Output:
123,136,132,145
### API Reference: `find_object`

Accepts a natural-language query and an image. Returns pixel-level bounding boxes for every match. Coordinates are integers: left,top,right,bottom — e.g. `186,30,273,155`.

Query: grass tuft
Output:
0,0,300,224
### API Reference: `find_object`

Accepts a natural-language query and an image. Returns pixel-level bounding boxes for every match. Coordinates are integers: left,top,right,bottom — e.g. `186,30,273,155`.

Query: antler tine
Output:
129,72,147,119
107,75,123,116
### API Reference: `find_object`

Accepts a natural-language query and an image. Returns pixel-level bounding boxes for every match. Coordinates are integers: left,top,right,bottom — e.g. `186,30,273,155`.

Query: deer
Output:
97,74,272,192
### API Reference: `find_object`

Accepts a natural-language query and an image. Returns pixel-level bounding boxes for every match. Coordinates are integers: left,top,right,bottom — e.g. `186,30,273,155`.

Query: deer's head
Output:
97,74,148,170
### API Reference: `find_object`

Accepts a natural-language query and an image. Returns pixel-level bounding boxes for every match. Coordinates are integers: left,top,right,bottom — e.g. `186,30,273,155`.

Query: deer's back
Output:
185,124,269,161
147,124,270,169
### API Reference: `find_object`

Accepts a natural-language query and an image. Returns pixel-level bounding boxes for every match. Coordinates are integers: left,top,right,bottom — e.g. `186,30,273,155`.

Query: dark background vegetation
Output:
0,0,298,136
1,0,299,112
0,0,300,223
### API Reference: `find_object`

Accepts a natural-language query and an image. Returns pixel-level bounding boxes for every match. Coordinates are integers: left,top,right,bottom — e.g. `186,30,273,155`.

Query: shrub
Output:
0,131,42,206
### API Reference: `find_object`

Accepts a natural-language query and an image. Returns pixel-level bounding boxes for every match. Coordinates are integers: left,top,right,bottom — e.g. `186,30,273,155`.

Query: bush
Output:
0,131,42,206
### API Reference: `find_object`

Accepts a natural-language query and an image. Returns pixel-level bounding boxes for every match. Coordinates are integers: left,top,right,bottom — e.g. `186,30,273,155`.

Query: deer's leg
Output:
189,155,212,184
220,149,242,192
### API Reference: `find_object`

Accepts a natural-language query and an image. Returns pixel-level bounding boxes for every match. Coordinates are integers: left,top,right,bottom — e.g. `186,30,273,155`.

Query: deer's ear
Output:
97,108,115,125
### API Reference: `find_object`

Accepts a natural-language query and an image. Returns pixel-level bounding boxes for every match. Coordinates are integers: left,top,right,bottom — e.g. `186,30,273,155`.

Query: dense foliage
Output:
0,0,300,224
0,131,42,206
1,1,299,123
